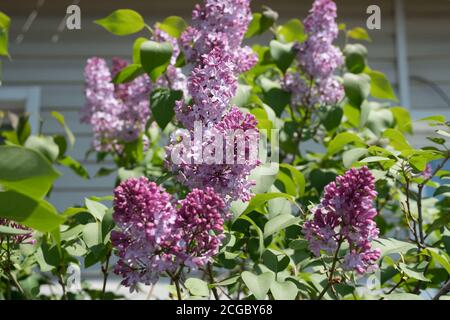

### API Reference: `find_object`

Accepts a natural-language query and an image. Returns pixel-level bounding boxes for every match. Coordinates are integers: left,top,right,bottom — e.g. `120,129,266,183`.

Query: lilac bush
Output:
1,0,450,301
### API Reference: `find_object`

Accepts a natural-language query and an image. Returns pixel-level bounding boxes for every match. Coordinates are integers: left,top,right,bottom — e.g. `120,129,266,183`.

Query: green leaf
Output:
269,40,295,73
373,238,415,257
344,44,367,74
434,186,450,197
112,64,145,84
384,293,423,300
279,163,305,197
158,16,187,38
390,107,413,134
245,12,276,38
343,148,368,168
101,209,114,242
359,156,391,163
347,27,371,42
268,197,292,217
427,248,450,275
420,115,446,124
264,214,300,238
289,239,309,250
140,41,173,81
0,191,64,232
242,192,294,216
215,275,240,286
398,263,430,282
82,222,102,248
85,198,108,221
24,136,59,162
16,114,32,145
276,19,306,43
185,278,209,297
118,167,145,181
276,171,296,197
260,78,291,116
262,250,290,273
383,129,411,151
343,73,371,107
51,111,75,149
0,225,33,236
0,146,60,199
150,88,183,129
366,69,398,101
436,129,450,139
367,107,394,136
241,271,275,300
0,12,11,30
0,11,10,57
59,156,90,179
132,37,147,64
321,106,343,131
95,9,145,36
270,281,298,300
231,84,252,107
327,132,365,155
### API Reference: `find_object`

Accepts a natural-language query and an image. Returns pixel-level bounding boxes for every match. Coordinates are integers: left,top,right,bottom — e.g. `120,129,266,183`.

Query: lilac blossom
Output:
168,0,260,203
111,177,180,290
112,178,229,290
167,107,260,202
284,0,344,107
303,167,381,274
81,57,151,153
180,0,257,71
175,48,237,128
176,187,228,267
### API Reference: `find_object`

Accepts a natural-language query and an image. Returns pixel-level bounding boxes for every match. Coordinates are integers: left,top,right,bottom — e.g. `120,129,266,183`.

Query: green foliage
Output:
140,41,173,81
150,88,183,129
157,16,188,38
95,9,145,36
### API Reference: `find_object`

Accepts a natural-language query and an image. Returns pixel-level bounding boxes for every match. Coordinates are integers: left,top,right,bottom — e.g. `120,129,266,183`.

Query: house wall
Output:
1,0,449,210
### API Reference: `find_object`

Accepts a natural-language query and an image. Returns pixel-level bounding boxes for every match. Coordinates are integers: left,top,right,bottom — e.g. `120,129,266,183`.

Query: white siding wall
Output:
1,0,449,210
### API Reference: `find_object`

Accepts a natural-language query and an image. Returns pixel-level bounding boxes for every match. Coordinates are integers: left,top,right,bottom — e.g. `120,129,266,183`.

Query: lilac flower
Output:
81,57,151,153
303,167,381,274
0,219,34,244
111,177,180,290
176,48,237,128
176,187,228,267
421,163,433,180
112,178,230,290
177,0,257,128
167,107,260,202
170,0,260,203
284,0,344,107
180,0,257,71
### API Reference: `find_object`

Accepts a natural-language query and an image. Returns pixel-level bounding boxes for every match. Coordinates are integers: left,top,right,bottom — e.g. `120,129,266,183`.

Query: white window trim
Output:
0,86,41,134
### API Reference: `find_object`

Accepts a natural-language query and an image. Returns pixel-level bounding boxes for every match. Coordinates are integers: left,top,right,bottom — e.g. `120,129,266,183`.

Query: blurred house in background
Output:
1,0,450,211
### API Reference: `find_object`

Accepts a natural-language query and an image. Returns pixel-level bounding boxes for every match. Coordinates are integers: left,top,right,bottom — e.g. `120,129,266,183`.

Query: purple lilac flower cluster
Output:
169,0,260,203
284,0,344,107
167,107,260,202
111,177,227,290
81,57,151,153
180,0,257,72
303,167,381,274
0,219,34,244
82,27,186,153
